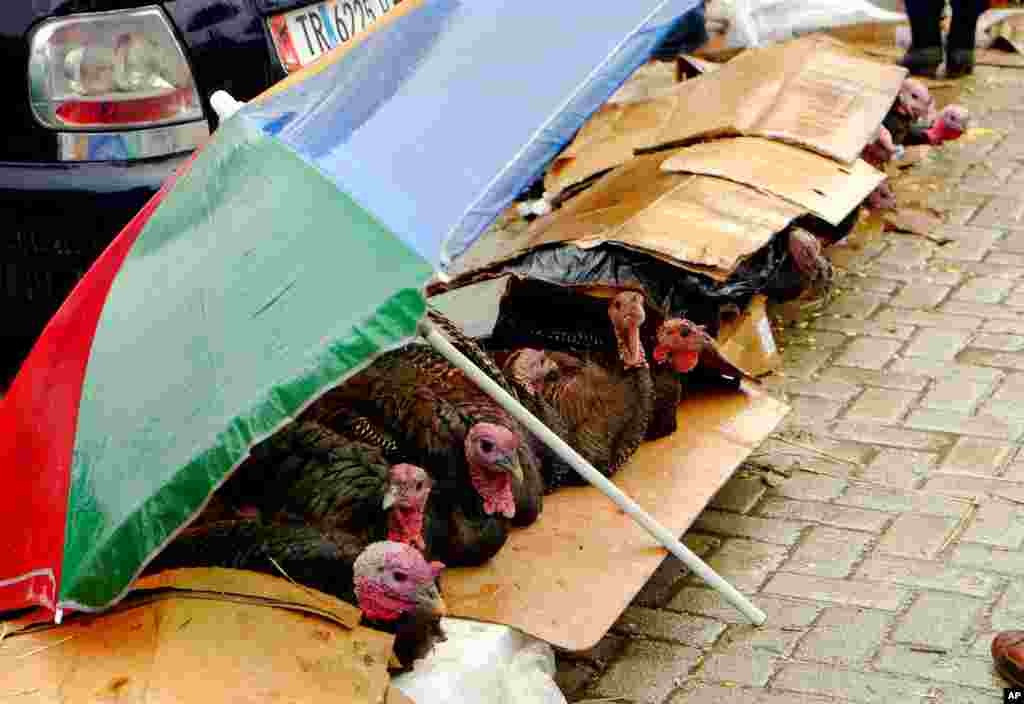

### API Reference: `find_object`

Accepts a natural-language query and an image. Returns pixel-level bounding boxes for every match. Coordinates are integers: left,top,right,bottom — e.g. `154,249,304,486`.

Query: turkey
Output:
761,228,835,303
147,525,447,670
217,421,434,553
306,343,533,566
883,77,935,146
920,104,969,146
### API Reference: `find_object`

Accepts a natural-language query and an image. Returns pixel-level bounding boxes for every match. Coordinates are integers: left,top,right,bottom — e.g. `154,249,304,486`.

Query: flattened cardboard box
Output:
635,34,908,165
1,568,395,704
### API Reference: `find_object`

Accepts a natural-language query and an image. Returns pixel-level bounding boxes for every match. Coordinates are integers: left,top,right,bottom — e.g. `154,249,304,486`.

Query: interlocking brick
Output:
883,239,935,268
836,485,967,517
887,357,1003,382
761,574,909,611
922,473,1022,498
849,276,900,295
951,542,1024,576
856,554,997,598
668,589,821,627
904,409,1024,441
941,436,1013,474
903,329,973,360
844,387,917,423
942,299,1024,321
794,607,891,666
860,448,936,489
554,660,597,700
991,581,1024,631
823,291,887,320
962,502,1024,548
817,366,929,391
920,377,993,414
981,371,1024,419
866,261,963,286
874,307,982,330
699,652,779,688
776,346,834,380
632,535,720,609
972,194,1024,228
686,539,788,592
891,282,951,308
779,378,860,403
877,513,960,559
875,646,1004,692
781,396,844,428
892,592,985,650
755,498,890,533
756,693,841,704
592,640,702,704
782,526,871,578
829,421,951,452
713,624,803,658
952,276,1014,303
809,317,915,339
690,511,805,546
833,338,904,370
710,475,767,514
970,333,1024,351
771,663,934,703
960,348,1024,371
613,607,726,646
931,225,1005,261
667,683,761,704
771,472,847,502
983,318,1024,335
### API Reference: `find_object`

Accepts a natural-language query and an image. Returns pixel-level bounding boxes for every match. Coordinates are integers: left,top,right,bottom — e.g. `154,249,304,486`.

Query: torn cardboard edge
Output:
717,295,782,377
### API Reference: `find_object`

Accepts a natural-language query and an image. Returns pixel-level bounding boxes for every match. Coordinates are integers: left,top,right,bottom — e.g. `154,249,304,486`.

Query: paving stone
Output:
771,663,934,703
771,472,847,502
981,371,1024,419
613,607,727,646
961,502,1024,548
686,539,788,592
863,447,936,482
559,632,627,666
777,347,835,380
988,252,1024,269
844,387,917,423
969,630,1000,658
973,194,1024,228
691,511,806,546
668,589,821,627
761,574,909,611
667,683,761,704
833,337,905,370
970,332,1024,351
836,485,967,517
555,660,598,701
855,554,997,598
931,224,1004,260
960,348,1024,371
865,261,963,286
983,318,1024,335
779,378,861,403
755,498,890,533
755,693,837,704
874,307,982,330
781,329,849,350
781,396,845,428
782,526,872,579
951,542,1024,576
794,607,891,666
891,282,952,308
592,640,702,704
829,421,951,452
823,291,888,320
942,300,1024,321
817,366,929,391
904,329,973,361
875,646,1004,692
877,513,960,559
713,624,803,658
752,436,874,478
698,652,779,688
710,475,768,514
632,535,721,609
892,592,985,650
904,409,1024,442
991,581,1024,631
849,276,900,295
921,472,1024,498
940,436,1012,474
887,357,1003,382
809,317,916,339
952,276,1014,304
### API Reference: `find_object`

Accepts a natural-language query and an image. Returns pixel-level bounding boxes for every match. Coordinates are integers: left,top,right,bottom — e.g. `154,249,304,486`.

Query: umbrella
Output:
0,0,763,626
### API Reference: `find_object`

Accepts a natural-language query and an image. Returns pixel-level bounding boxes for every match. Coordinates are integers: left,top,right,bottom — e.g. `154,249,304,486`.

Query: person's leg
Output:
947,0,991,77
902,0,945,77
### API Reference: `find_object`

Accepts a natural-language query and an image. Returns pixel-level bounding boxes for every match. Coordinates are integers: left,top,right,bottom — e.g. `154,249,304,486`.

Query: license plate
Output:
269,0,398,73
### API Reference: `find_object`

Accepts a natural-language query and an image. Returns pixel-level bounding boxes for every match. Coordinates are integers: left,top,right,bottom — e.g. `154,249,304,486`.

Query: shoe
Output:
946,48,976,78
900,46,943,78
992,631,1024,687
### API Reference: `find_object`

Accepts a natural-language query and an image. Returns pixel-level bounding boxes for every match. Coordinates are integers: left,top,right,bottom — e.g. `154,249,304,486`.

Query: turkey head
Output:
465,422,523,519
926,104,969,145
654,318,714,374
504,348,559,396
383,463,433,552
353,541,446,621
867,181,897,211
608,291,648,369
897,78,934,122
787,228,833,296
861,126,899,169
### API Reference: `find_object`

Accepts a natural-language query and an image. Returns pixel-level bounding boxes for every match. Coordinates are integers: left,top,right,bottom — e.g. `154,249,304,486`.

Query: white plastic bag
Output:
391,618,567,704
710,0,906,48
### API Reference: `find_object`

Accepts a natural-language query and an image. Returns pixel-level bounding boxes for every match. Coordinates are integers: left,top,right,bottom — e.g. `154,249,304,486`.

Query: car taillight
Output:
28,6,202,131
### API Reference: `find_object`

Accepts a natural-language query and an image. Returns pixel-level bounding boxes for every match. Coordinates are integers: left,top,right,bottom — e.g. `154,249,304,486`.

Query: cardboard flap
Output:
716,295,782,377
442,387,789,651
637,35,908,164
661,137,885,226
1,571,393,704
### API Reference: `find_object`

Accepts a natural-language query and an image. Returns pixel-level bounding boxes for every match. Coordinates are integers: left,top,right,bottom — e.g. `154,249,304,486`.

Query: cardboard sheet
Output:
636,35,908,165
717,295,782,377
1,568,394,704
495,151,806,282
441,386,789,651
660,137,885,226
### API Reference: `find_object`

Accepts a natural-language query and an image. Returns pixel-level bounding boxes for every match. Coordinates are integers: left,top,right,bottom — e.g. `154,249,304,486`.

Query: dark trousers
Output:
904,0,991,50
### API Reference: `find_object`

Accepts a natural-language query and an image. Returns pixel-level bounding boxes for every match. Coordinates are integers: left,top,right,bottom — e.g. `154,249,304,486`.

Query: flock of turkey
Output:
147,46,972,669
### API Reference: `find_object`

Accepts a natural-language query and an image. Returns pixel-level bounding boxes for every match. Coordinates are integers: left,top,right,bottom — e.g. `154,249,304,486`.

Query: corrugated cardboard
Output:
716,295,782,377
499,150,806,282
660,137,885,226
441,386,789,651
636,35,908,165
1,568,394,704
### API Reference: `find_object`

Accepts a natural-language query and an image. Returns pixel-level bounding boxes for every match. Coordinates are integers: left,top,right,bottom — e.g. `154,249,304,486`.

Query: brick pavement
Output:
555,64,1024,703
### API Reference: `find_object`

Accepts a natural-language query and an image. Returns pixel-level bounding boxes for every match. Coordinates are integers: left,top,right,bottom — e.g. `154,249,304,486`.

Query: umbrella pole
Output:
419,321,767,626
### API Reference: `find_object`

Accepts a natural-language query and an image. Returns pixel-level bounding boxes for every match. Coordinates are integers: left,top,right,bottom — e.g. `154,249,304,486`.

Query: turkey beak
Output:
495,453,524,483
418,582,448,617
381,485,399,510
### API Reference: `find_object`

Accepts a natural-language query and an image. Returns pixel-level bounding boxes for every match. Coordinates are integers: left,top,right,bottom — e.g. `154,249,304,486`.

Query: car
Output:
1,0,403,378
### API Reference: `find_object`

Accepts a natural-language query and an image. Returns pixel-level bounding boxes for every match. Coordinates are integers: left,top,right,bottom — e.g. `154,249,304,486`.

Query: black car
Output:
2,0,403,373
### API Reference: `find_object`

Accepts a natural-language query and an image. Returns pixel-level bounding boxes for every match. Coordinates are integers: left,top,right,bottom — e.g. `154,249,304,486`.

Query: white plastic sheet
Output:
709,0,905,48
391,618,566,704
